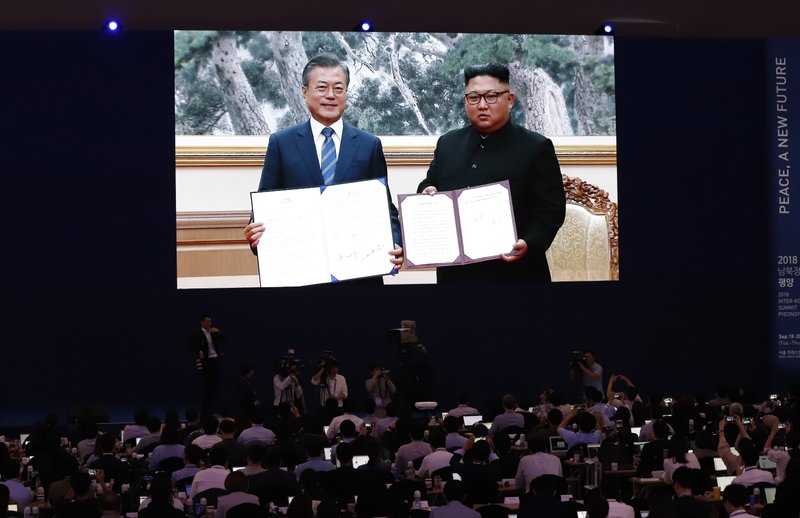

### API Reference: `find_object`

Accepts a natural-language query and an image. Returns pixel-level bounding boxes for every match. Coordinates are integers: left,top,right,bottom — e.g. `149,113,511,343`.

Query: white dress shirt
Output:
514,452,563,492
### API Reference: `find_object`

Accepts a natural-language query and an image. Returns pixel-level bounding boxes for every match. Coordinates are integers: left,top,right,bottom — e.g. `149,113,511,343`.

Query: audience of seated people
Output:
2,383,800,517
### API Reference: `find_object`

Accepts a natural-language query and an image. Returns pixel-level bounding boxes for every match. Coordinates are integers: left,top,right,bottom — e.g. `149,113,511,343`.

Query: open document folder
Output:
398,180,517,269
251,178,395,287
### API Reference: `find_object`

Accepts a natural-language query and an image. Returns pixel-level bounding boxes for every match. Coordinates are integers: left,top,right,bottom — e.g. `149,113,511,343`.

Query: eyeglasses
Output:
464,90,510,105
310,84,346,96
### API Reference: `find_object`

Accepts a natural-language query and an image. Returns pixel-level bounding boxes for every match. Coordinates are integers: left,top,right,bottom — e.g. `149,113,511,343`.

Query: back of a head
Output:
149,472,174,502
218,418,237,436
547,408,563,425
671,466,694,490
548,390,563,406
578,412,597,433
723,483,748,508
443,415,461,434
584,386,603,405
472,439,491,462
457,393,471,405
208,446,229,467
531,474,560,496
324,398,341,416
224,470,248,493
502,394,517,410
2,460,20,481
443,479,467,502
201,413,219,435
335,441,354,466
146,415,162,433
99,490,121,512
428,427,446,449
530,436,549,454
98,432,116,453
302,434,326,459
585,487,610,518
264,446,282,469
668,436,689,462
286,493,315,518
247,443,266,464
0,483,9,508
737,438,759,467
653,420,670,440
340,419,356,439
409,420,426,441
185,444,205,465
70,471,92,496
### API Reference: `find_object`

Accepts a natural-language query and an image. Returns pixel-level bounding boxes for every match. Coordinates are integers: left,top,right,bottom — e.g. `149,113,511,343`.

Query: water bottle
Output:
413,490,422,510
434,474,442,489
405,460,415,480
519,434,527,450
198,497,207,517
23,507,31,518
688,419,695,435
753,487,761,505
31,508,39,517
206,505,216,517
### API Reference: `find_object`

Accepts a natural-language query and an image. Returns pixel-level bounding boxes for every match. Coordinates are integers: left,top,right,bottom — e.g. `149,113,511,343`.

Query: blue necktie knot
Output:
321,127,337,185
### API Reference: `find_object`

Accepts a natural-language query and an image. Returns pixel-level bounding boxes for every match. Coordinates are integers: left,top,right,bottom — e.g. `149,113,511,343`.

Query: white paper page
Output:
399,194,461,267
320,179,395,281
252,188,331,287
457,183,516,260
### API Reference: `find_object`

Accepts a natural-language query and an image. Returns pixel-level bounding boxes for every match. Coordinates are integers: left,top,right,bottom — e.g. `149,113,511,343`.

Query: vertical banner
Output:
768,39,800,368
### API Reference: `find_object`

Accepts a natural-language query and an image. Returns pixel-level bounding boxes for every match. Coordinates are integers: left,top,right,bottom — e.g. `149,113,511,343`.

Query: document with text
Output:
251,178,395,287
398,181,517,269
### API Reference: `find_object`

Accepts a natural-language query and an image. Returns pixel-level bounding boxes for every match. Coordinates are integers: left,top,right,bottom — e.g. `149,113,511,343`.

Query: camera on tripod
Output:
274,348,305,376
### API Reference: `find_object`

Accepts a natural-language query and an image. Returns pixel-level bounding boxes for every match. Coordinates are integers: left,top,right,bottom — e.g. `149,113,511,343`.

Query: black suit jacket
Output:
191,327,223,372
417,122,566,282
258,120,402,246
247,467,300,507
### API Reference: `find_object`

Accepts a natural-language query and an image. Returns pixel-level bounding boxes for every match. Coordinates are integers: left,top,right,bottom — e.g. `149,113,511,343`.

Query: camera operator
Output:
365,364,397,418
568,349,603,393
273,357,305,414
311,356,348,407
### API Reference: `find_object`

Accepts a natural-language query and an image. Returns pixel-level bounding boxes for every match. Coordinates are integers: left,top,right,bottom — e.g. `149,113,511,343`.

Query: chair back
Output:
194,487,228,507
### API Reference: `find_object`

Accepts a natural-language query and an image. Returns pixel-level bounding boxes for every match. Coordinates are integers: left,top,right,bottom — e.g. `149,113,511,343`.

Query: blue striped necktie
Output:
321,127,337,185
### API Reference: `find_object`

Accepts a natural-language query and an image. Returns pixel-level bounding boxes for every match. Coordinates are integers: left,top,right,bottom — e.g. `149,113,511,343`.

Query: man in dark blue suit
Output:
244,53,403,275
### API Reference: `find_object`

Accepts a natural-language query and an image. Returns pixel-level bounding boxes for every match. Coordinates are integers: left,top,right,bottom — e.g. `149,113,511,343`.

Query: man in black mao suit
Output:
191,314,223,412
244,53,403,279
417,63,566,283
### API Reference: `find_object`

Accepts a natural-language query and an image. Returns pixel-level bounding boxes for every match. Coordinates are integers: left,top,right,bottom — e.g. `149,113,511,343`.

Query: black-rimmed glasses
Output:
464,90,510,105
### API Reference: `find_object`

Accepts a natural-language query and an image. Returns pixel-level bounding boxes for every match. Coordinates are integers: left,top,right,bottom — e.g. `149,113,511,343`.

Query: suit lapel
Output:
334,124,362,184
295,121,324,185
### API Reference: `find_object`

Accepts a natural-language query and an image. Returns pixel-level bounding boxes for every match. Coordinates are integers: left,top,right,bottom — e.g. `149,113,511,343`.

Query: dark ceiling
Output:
2,0,799,38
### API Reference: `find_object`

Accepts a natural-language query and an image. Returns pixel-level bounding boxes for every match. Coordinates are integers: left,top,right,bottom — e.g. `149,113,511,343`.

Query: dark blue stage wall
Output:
0,32,774,427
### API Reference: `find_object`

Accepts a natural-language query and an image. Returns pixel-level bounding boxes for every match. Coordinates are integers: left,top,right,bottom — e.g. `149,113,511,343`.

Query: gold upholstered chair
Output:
545,174,619,281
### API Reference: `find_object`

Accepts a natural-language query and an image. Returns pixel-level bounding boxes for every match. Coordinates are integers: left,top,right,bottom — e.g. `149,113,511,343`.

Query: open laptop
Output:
352,455,369,469
716,475,736,491
19,433,29,445
463,415,483,427
765,486,776,505
758,455,777,470
324,447,333,461
713,457,727,473
630,426,641,437
549,436,568,453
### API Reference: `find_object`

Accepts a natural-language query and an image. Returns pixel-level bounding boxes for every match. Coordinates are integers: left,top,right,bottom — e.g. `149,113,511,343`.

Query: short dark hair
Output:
502,394,517,410
464,63,510,86
737,437,759,467
336,441,354,465
99,491,121,511
340,419,357,439
70,471,92,496
185,444,205,464
671,466,695,489
247,443,266,464
302,53,350,87
225,471,248,492
208,446,228,467
443,479,467,502
722,483,748,507
218,419,237,435
428,428,446,449
201,414,219,435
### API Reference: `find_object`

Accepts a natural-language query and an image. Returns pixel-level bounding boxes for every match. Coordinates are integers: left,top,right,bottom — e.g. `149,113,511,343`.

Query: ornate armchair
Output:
546,175,619,281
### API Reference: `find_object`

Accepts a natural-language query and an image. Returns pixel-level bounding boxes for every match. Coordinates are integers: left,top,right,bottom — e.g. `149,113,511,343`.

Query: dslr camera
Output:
570,350,585,372
274,349,305,376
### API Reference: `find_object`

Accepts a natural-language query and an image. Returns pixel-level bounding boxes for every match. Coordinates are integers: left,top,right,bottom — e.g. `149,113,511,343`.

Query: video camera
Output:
274,348,305,376
317,350,337,369
570,350,585,370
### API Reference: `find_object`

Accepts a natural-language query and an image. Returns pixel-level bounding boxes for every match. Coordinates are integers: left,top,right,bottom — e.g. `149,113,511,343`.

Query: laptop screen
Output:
716,475,736,491
549,436,568,452
324,447,333,461
765,487,776,505
463,415,483,427
352,455,369,469
19,433,29,445
630,427,641,437
758,455,777,470
713,457,726,472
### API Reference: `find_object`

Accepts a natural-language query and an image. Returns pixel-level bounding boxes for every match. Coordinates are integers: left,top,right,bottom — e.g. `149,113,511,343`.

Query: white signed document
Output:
251,179,395,287
398,181,517,269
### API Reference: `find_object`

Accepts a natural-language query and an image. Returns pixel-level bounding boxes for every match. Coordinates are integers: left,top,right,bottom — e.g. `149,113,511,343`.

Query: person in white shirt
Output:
570,350,603,393
311,360,347,407
662,436,701,484
732,437,775,487
514,436,562,493
189,448,230,498
762,415,794,483
416,429,453,478
446,394,480,418
192,414,223,450
325,400,363,441
273,361,304,411
237,407,276,446
722,483,759,517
